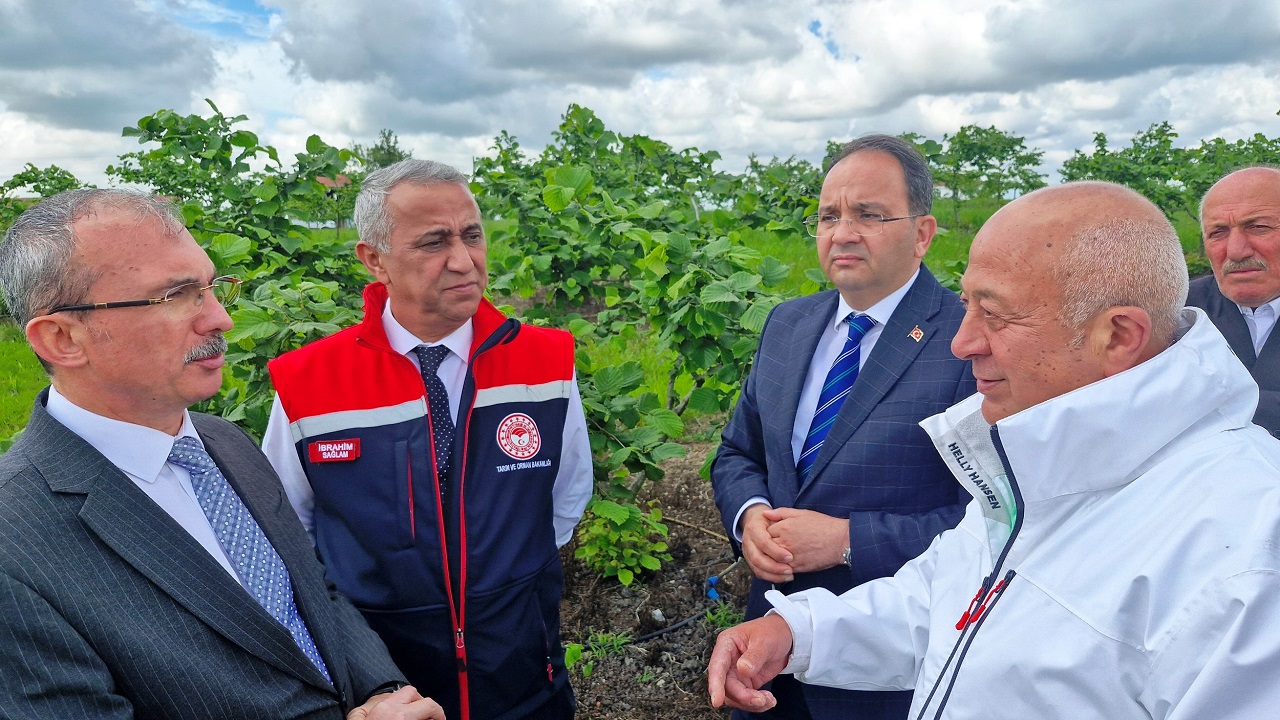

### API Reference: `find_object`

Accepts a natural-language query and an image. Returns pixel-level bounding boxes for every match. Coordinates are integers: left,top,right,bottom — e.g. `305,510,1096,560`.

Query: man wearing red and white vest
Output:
263,159,592,720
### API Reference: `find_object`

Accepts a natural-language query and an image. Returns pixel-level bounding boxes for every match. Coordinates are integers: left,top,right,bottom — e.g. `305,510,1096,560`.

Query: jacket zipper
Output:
916,424,1025,720
422,319,521,720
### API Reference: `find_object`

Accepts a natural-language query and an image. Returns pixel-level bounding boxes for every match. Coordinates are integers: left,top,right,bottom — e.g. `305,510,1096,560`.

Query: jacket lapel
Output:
27,398,324,687
801,270,942,494
768,291,839,503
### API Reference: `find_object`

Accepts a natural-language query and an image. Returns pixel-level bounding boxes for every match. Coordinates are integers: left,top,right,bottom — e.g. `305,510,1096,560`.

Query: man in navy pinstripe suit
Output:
712,134,974,720
0,189,442,719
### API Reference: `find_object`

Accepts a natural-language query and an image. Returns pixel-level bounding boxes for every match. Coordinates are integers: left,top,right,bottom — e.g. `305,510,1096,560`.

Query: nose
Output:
830,218,867,244
1223,226,1255,260
950,305,988,361
445,237,477,272
200,291,235,333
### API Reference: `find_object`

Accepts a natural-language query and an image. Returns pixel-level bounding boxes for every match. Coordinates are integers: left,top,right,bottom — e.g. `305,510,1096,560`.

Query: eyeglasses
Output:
804,212,925,237
48,275,243,320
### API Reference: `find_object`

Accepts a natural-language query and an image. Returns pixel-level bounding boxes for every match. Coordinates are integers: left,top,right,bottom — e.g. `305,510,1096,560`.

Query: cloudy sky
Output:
2,0,1278,189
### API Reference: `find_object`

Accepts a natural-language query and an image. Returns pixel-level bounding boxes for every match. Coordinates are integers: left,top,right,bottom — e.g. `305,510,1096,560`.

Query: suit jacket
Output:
1186,274,1280,437
712,268,974,720
0,390,405,719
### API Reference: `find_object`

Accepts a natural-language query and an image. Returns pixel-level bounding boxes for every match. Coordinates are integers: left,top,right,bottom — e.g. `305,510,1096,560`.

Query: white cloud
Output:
2,0,1278,190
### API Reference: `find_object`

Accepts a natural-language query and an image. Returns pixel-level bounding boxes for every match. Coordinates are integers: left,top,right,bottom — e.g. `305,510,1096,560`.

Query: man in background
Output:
263,159,593,720
710,134,973,720
1188,166,1280,436
0,188,441,719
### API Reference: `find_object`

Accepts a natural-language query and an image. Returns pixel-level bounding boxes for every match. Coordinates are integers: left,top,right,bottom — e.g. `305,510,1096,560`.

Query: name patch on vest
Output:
496,413,541,460
308,438,361,462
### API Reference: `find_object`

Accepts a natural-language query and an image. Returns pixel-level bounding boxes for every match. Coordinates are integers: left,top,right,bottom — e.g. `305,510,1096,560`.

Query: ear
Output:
25,314,90,371
356,241,390,284
913,215,938,260
1087,306,1153,376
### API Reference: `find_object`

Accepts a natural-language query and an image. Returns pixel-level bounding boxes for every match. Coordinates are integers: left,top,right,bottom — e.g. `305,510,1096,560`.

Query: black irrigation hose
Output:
629,557,743,645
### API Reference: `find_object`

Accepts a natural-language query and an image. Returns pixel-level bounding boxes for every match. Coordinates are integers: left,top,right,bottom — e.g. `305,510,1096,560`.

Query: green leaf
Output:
740,295,783,333
543,185,575,213
639,555,662,571
727,271,763,293
759,256,791,286
208,233,253,267
649,442,686,462
617,568,635,586
699,282,740,305
228,130,258,148
592,362,645,395
687,386,721,414
547,166,594,196
634,201,665,219
643,408,684,438
592,500,632,525
305,134,326,154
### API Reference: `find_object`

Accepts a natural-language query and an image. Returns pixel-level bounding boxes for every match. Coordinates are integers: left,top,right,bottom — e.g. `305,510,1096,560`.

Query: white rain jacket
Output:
769,308,1280,719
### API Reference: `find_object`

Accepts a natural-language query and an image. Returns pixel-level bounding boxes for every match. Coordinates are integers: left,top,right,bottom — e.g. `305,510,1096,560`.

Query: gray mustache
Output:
184,334,228,364
1222,258,1268,273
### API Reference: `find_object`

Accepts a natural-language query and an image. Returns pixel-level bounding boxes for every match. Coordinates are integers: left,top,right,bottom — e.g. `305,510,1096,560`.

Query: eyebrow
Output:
818,201,890,214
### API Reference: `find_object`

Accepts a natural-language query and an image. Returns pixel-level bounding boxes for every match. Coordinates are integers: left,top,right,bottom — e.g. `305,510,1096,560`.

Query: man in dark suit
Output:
0,188,443,720
1187,166,1280,437
711,134,974,720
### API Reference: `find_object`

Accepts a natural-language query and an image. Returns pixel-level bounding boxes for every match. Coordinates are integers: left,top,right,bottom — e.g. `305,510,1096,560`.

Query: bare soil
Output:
560,440,749,720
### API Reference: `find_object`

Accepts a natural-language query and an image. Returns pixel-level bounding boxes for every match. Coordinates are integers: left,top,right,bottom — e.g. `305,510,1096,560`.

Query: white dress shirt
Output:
732,268,921,539
44,388,244,584
1239,296,1280,357
262,299,594,547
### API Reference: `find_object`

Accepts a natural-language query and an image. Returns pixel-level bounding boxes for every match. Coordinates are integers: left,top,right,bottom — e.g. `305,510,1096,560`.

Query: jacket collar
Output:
925,308,1259,505
355,281,512,358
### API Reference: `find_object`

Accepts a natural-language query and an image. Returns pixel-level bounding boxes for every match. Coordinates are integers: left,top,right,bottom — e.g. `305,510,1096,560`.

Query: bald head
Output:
1200,166,1280,308
955,181,1189,423
976,181,1187,348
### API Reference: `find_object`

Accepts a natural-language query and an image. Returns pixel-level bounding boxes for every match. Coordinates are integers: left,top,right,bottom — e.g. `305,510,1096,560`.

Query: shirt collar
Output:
45,386,202,484
832,267,920,331
382,299,474,363
1236,295,1280,318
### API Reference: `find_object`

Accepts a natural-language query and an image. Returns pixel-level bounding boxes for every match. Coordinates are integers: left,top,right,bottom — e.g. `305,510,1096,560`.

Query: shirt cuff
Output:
733,497,772,542
765,589,812,675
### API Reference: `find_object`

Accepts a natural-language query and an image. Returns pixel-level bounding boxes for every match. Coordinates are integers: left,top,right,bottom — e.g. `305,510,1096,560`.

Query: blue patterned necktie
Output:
167,437,331,682
414,344,455,480
796,313,877,482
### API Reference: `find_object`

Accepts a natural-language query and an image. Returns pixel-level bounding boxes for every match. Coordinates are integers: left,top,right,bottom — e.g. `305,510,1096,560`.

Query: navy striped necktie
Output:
796,313,877,482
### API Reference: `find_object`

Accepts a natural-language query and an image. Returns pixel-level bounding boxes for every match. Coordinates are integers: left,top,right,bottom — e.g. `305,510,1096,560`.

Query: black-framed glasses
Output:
48,275,243,320
804,212,925,237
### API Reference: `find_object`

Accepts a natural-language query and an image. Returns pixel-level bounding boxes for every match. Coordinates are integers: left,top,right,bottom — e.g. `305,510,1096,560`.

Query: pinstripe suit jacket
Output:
0,390,405,719
712,268,974,720
1186,274,1280,437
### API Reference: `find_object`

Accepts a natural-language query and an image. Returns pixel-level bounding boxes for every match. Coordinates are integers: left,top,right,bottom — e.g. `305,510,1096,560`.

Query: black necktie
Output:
414,344,455,479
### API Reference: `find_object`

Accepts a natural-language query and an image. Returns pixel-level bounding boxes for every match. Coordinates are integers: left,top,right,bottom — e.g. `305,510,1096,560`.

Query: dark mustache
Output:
184,334,228,364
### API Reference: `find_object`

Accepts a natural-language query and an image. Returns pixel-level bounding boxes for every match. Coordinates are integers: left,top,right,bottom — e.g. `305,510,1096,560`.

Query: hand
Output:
763,508,850,573
347,685,445,720
740,504,795,583
707,614,794,711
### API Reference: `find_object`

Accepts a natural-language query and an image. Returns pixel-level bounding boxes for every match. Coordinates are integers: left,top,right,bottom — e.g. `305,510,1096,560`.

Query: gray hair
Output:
826,134,934,215
0,188,183,327
354,159,472,252
1054,217,1189,348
